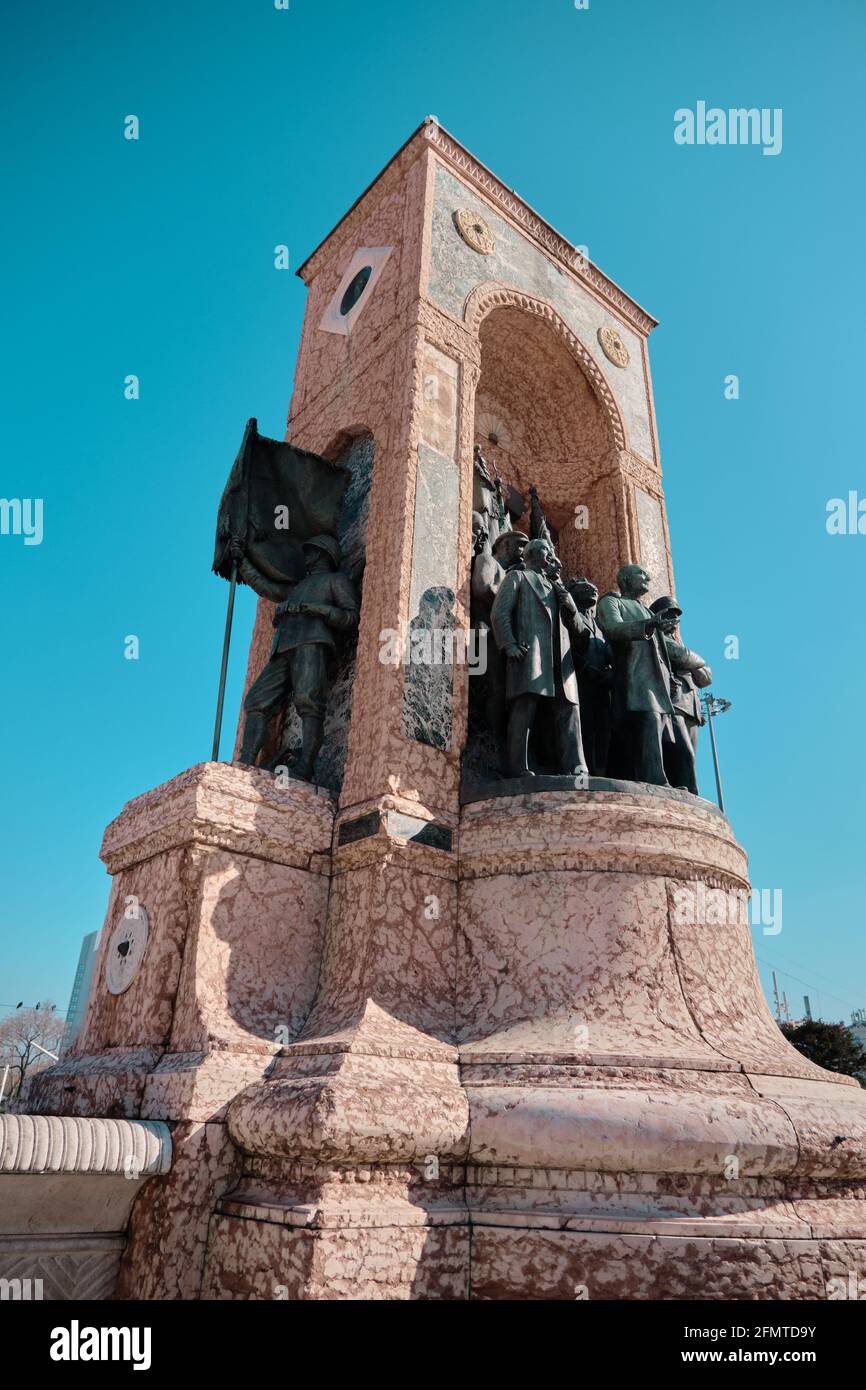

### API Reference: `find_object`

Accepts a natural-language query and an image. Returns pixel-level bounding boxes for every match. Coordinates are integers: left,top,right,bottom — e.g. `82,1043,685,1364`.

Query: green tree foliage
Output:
781,1020,866,1087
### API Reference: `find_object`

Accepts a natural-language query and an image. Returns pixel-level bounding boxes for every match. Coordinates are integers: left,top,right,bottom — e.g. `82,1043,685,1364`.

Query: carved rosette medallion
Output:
105,905,149,994
454,208,496,255
597,324,630,368
475,408,519,450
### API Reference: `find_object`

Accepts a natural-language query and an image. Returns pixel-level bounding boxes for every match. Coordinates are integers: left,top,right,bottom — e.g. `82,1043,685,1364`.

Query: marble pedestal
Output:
207,786,866,1300
11,774,866,1299
14,762,334,1299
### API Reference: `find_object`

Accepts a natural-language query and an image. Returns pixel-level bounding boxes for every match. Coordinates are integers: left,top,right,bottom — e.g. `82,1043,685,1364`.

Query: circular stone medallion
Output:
454,208,496,255
597,324,630,368
105,905,149,994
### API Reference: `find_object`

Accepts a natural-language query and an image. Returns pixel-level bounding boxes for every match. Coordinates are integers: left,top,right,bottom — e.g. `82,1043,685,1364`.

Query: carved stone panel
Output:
0,1239,123,1300
402,443,460,752
419,343,459,459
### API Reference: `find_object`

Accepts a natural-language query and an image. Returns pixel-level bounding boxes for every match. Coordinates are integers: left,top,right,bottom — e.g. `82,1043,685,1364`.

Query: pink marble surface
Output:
298,854,458,1044
117,1120,241,1301
458,870,724,1062
25,1048,162,1120
28,763,332,1123
470,1228,866,1300
459,788,749,886
100,761,334,874
202,1216,468,1300
141,1052,278,1124
167,845,327,1056
24,765,866,1300
73,857,187,1055
228,1050,469,1166
466,1081,803,1176
666,879,835,1084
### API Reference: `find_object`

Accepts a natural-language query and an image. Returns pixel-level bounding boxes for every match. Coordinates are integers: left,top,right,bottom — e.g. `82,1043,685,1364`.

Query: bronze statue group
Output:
231,444,712,796
471,450,712,794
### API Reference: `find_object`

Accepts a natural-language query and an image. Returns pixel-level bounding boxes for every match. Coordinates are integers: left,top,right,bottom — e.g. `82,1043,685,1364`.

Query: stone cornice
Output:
100,762,335,875
459,789,750,891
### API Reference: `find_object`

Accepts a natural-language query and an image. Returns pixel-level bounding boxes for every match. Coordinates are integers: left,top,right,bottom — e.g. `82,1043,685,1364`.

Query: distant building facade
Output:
64,931,100,1048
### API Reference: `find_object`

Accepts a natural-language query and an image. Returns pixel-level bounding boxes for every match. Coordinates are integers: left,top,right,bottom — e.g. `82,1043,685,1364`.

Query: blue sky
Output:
1,0,864,1026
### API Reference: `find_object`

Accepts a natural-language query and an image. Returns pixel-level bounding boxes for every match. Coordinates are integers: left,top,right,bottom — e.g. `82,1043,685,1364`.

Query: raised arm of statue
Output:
596,594,655,643
554,585,590,651
664,638,708,675
236,554,292,604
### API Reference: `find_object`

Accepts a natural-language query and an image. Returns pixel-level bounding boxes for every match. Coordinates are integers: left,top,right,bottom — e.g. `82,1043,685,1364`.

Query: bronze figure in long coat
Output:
490,538,588,777
597,564,705,789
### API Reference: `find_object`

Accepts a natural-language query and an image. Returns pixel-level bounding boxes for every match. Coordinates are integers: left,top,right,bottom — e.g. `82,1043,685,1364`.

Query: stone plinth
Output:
19,761,335,1300
199,788,866,1300
27,761,334,1123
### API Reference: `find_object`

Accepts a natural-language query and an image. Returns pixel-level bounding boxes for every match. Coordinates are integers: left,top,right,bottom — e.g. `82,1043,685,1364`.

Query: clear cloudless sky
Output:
1,0,864,1025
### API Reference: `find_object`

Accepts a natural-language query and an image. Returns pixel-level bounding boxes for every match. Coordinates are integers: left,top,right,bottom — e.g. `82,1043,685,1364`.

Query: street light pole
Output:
701,694,732,813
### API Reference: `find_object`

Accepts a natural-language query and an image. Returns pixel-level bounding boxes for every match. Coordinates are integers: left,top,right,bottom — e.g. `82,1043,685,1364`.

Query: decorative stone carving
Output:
0,1243,124,1302
618,447,662,491
475,406,519,451
425,123,657,336
454,207,495,255
597,323,630,368
105,905,149,994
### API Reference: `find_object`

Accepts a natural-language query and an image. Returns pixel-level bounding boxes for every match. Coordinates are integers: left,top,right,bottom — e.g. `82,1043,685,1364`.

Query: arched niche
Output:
466,287,629,592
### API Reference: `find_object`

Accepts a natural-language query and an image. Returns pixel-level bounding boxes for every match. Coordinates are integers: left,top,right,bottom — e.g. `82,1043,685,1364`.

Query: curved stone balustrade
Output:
0,1114,172,1177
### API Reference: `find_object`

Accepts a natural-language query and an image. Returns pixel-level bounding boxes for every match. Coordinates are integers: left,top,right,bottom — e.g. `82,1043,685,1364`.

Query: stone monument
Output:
4,118,865,1302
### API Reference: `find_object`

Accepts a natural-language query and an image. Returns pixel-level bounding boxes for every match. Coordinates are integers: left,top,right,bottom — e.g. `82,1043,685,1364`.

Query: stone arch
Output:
319,422,374,463
463,281,627,453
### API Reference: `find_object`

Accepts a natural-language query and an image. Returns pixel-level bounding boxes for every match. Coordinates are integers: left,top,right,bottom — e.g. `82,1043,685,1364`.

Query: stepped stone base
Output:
8,767,866,1300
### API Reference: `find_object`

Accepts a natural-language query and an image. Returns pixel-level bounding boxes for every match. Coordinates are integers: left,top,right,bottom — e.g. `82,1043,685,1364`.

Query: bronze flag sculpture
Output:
211,419,351,762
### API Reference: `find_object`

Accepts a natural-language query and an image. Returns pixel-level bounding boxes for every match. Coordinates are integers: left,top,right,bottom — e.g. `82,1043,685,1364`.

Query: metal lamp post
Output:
700,694,732,813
